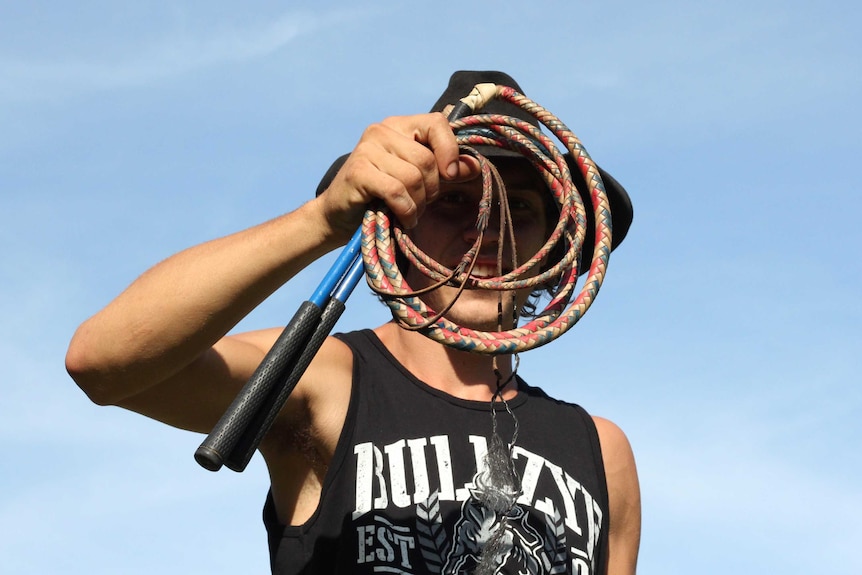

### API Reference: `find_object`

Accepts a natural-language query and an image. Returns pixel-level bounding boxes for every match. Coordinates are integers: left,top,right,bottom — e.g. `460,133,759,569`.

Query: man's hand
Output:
316,113,480,240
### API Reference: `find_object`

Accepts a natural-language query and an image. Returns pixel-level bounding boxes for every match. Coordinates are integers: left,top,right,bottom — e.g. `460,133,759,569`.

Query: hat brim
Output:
314,148,632,265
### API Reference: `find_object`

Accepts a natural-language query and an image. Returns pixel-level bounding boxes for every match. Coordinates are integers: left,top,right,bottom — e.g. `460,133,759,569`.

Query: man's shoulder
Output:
308,334,355,383
591,415,637,471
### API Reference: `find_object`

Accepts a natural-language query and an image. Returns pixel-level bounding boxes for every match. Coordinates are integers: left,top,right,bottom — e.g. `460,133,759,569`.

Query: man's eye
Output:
507,195,540,213
440,191,468,204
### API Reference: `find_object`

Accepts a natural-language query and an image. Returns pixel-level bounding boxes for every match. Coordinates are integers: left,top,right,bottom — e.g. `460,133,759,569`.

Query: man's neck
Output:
373,322,518,402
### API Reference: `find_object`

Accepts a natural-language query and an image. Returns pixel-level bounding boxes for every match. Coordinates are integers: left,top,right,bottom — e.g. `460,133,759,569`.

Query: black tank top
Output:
264,329,609,574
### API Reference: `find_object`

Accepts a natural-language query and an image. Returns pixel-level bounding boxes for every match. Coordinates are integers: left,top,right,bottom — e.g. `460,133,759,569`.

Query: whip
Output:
194,82,613,472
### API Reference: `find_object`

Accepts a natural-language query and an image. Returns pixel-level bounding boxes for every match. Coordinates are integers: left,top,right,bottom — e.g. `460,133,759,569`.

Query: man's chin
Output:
435,296,520,332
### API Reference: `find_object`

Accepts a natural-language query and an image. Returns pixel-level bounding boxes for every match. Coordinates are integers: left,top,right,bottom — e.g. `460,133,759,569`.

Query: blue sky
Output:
2,1,860,573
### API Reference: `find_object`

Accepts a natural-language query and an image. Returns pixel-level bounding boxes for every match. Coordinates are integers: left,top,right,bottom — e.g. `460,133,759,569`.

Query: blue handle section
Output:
332,256,365,302
310,227,363,307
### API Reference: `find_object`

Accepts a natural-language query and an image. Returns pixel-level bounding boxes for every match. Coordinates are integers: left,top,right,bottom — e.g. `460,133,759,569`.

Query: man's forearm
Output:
65,199,339,403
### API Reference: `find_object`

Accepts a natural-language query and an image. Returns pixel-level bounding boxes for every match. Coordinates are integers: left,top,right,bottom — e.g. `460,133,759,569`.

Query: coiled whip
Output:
363,82,612,354
194,82,613,472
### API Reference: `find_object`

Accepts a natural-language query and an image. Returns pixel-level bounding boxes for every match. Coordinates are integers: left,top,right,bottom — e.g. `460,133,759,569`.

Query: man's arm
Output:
65,113,475,434
594,416,642,575
65,200,338,425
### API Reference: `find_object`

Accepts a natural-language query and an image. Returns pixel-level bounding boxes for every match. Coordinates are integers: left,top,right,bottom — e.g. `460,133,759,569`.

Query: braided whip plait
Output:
360,84,612,354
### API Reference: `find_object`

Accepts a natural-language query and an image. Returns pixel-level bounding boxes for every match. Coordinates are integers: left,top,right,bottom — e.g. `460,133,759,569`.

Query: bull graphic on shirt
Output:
441,491,548,575
414,468,567,575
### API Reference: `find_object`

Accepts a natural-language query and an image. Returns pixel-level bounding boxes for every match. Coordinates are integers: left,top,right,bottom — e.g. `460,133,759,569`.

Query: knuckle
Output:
379,115,408,130
360,124,384,142
399,197,418,218
397,199,419,227
414,148,437,173
431,111,451,127
339,155,368,184
403,164,426,192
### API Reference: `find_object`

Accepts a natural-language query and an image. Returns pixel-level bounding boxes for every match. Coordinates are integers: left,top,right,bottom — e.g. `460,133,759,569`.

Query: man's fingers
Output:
405,113,462,183
321,113,482,233
449,154,482,183
334,152,424,229
365,152,430,228
390,113,483,185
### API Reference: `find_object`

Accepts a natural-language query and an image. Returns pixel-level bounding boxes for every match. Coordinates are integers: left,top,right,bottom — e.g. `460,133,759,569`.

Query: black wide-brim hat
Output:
316,70,633,261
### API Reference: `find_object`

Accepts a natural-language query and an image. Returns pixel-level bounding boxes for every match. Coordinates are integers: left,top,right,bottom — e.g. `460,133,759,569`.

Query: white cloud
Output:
0,11,335,104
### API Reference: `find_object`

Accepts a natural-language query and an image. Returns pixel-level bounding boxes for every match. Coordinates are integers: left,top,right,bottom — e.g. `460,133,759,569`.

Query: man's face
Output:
405,157,552,331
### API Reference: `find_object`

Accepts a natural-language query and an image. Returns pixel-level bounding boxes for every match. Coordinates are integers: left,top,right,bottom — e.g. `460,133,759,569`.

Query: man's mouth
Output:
469,265,501,279
460,258,513,279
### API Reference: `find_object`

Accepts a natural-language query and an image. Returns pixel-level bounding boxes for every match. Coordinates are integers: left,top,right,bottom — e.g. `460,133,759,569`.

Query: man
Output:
66,70,640,574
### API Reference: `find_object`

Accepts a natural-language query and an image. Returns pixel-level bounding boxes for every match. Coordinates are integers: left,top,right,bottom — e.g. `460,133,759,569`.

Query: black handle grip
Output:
194,300,322,471
224,297,347,472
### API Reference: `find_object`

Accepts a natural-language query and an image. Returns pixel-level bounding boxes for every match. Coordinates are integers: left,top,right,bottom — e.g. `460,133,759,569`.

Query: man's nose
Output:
462,204,502,245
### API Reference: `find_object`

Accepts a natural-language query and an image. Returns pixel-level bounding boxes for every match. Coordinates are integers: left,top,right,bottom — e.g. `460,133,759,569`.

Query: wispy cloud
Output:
0,11,330,105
